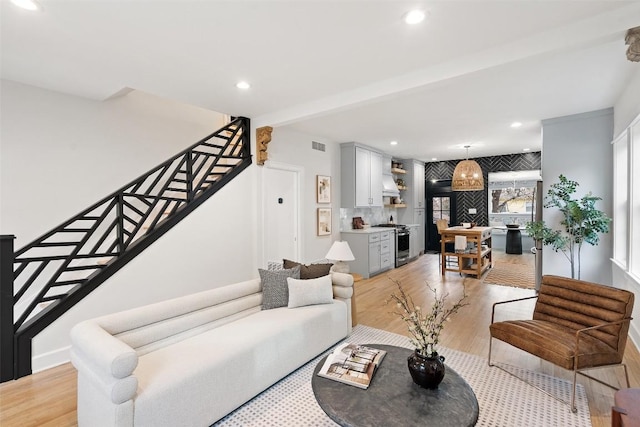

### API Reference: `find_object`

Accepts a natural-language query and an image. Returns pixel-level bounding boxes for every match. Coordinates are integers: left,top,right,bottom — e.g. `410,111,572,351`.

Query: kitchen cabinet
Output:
413,160,425,209
398,159,426,255
407,225,419,259
341,229,394,279
341,143,383,208
397,159,425,210
415,209,425,255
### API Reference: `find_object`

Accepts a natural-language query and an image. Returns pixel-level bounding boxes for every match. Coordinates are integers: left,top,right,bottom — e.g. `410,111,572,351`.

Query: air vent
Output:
312,141,326,152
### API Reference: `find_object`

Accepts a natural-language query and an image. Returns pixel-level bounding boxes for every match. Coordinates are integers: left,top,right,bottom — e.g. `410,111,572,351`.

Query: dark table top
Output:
312,344,479,427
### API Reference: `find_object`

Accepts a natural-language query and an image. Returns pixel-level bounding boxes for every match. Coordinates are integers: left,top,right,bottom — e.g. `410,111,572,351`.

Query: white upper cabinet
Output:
341,143,383,208
413,160,425,208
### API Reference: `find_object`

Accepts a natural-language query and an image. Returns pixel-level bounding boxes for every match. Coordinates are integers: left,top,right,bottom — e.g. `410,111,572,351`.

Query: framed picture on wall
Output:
317,175,331,203
317,208,332,236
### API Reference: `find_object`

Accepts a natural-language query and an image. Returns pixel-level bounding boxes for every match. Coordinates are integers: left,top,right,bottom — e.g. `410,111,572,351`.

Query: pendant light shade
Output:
452,146,484,191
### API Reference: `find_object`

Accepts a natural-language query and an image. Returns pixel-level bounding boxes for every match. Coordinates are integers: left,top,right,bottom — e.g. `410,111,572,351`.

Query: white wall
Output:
612,67,640,347
1,80,258,371
261,127,341,263
614,68,640,138
540,108,613,284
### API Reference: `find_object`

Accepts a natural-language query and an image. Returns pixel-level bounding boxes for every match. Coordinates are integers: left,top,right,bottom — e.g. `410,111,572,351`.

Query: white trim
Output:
32,345,71,373
259,161,303,267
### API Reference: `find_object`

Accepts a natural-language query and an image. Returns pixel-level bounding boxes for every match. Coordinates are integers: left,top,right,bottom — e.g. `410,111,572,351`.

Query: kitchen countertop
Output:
341,224,421,234
341,227,394,234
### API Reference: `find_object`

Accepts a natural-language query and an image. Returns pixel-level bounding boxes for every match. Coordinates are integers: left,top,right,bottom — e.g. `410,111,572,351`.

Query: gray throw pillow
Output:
283,259,333,279
259,266,300,310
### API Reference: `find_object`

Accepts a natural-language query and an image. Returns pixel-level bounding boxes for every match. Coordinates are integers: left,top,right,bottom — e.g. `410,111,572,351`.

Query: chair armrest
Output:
491,295,539,324
574,317,633,352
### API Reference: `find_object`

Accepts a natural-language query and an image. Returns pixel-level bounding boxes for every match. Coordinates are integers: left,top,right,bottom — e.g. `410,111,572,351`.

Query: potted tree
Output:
525,175,611,280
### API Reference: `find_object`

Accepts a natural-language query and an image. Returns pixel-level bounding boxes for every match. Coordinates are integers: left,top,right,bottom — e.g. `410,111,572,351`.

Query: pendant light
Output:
452,146,484,191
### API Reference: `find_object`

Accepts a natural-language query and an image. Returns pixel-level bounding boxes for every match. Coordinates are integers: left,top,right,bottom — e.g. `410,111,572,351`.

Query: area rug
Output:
214,325,591,427
483,260,536,289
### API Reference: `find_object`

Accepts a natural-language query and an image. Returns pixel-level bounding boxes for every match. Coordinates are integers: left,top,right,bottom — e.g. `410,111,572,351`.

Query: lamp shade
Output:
326,241,355,261
452,159,484,191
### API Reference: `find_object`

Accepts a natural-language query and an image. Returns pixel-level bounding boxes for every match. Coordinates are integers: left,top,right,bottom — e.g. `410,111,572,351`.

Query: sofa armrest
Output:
331,272,354,300
71,321,138,379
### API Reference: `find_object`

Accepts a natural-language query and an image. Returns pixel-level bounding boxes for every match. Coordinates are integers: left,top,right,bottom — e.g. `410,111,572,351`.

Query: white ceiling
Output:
2,0,639,161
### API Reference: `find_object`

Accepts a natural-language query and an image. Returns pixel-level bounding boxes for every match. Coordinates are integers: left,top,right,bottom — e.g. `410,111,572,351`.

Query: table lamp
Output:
326,241,355,273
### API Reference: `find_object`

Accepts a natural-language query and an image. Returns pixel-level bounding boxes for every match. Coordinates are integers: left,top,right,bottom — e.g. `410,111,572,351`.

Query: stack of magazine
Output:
317,343,386,389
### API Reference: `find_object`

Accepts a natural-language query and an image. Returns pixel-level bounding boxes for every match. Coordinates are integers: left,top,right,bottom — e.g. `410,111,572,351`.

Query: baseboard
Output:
32,345,71,373
629,322,640,353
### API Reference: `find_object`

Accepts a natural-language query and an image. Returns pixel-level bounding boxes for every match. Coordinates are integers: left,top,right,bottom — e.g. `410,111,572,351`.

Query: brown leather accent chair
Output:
489,275,634,412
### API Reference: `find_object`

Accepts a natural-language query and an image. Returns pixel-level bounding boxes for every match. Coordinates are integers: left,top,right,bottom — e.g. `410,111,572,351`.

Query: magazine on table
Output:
317,342,386,389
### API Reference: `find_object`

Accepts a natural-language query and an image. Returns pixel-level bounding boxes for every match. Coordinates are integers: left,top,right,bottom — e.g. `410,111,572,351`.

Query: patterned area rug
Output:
214,325,591,427
483,260,536,289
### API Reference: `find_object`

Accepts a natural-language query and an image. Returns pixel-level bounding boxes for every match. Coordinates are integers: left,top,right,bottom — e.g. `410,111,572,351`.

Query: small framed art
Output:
317,208,332,236
317,175,331,204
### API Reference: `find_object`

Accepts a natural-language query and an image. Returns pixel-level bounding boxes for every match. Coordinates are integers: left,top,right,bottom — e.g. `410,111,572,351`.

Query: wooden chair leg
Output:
612,406,625,427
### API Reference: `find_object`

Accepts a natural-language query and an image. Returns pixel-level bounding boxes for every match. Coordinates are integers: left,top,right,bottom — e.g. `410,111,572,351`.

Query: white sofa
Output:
70,272,353,426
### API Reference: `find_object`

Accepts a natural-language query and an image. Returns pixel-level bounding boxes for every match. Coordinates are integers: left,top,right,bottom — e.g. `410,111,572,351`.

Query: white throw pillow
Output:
287,275,333,308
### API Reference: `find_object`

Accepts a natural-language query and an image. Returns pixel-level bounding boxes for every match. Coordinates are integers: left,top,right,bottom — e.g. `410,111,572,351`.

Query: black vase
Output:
407,350,446,389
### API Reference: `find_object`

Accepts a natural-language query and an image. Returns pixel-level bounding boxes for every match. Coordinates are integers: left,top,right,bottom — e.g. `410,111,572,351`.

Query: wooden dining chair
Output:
436,219,457,268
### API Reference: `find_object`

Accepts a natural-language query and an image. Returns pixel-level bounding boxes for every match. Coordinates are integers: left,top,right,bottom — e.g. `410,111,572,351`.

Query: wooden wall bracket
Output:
256,126,273,165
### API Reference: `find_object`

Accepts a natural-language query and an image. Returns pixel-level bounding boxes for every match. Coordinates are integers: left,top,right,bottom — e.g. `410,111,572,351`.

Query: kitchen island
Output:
440,226,492,278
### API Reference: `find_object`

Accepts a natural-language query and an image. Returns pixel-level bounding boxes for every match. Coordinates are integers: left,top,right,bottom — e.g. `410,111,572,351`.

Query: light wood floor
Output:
1,251,637,427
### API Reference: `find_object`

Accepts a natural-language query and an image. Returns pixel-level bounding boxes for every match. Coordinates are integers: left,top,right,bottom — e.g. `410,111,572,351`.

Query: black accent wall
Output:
425,151,542,227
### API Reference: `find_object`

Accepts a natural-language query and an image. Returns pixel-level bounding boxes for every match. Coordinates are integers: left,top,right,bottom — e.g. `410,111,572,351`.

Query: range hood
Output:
382,174,400,197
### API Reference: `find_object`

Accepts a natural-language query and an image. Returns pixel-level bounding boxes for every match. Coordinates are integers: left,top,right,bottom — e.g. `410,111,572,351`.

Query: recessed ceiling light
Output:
390,141,398,145
404,10,426,25
523,148,531,152
11,0,40,11
511,122,522,128
236,81,251,90
431,157,437,161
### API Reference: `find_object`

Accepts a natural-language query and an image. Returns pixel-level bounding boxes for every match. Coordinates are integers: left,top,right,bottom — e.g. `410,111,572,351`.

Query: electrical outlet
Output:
469,208,477,214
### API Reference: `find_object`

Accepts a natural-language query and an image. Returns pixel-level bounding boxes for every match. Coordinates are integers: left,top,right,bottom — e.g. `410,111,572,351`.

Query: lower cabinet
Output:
342,230,395,279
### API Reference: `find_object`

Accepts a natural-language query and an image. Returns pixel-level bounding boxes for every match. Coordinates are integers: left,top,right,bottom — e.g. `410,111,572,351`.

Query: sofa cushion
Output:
283,259,333,279
287,275,333,308
259,266,300,310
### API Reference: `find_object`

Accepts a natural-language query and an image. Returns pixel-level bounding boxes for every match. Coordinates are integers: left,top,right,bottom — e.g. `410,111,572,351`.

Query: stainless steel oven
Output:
396,227,410,267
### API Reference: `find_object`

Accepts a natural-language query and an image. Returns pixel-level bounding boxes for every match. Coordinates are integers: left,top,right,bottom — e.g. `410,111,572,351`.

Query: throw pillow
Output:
287,274,333,308
283,259,333,279
259,266,300,310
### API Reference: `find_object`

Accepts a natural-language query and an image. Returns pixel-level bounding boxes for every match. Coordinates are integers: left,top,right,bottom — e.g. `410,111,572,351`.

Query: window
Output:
488,170,541,226
612,113,640,280
631,117,640,278
613,130,628,268
432,196,451,224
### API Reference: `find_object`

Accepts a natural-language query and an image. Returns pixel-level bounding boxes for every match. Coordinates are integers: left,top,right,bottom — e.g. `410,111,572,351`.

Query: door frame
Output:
426,180,456,252
260,161,302,267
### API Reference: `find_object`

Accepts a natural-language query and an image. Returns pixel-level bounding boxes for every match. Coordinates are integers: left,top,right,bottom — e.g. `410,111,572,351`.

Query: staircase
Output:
0,117,251,382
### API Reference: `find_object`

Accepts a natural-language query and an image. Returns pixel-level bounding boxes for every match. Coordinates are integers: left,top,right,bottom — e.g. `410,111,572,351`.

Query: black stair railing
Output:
0,117,251,381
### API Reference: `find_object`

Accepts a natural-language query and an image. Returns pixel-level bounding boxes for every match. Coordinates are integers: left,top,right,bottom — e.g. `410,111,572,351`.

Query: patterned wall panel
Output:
425,152,541,226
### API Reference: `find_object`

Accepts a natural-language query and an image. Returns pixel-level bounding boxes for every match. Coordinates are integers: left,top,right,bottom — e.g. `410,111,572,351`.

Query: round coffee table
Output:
312,344,479,427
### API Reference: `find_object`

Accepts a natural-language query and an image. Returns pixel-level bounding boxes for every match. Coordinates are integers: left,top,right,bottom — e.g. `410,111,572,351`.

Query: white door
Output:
263,166,299,264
